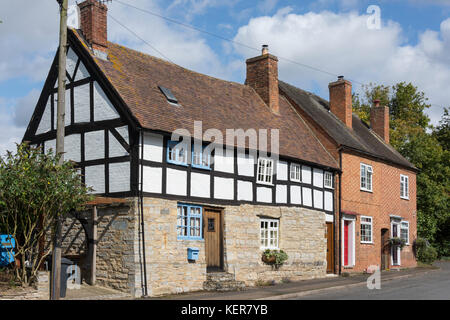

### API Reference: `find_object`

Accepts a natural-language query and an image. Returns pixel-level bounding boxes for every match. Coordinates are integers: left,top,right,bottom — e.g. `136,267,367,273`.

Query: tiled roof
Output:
71,29,338,169
279,81,416,170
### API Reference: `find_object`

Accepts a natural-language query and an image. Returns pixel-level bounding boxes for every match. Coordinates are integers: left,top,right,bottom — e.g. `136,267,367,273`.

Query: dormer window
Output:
158,86,178,104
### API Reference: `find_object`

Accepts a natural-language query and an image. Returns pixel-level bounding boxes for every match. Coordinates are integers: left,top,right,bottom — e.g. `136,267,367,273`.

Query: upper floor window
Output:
290,163,301,182
257,158,274,185
177,204,203,240
360,163,373,192
260,218,279,249
167,140,188,166
400,221,409,245
192,145,211,170
324,171,333,188
360,216,373,243
400,175,409,200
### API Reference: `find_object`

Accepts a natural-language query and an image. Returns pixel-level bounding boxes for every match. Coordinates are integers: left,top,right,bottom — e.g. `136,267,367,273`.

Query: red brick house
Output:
280,79,418,273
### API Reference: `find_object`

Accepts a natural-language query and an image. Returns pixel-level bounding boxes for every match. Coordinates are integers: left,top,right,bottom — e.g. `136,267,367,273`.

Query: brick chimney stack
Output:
370,99,390,144
245,45,279,114
328,76,353,129
78,0,108,53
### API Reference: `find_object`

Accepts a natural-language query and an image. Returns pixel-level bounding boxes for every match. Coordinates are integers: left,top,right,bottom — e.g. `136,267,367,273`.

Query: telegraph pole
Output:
51,0,68,300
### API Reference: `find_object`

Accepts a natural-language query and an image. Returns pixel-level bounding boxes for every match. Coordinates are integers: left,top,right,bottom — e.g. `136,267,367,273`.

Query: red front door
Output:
344,221,349,266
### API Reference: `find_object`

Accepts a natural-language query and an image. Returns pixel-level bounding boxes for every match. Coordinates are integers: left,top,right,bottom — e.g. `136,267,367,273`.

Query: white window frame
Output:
391,220,401,266
360,163,373,192
360,216,373,244
400,221,410,245
257,157,274,185
260,218,279,250
324,171,333,189
400,175,409,200
290,163,301,182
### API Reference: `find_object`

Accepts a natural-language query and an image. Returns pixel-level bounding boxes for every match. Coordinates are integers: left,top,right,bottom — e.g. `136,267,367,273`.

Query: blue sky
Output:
0,0,449,156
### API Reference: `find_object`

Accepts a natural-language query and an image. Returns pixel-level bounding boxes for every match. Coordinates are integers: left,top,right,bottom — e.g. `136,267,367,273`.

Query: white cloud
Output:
233,9,450,124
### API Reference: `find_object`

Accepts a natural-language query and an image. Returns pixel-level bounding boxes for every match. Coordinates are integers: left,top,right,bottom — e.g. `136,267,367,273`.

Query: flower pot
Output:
262,255,276,264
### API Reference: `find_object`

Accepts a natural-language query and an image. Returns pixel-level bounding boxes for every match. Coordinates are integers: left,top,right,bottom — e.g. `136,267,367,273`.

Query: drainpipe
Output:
139,129,148,296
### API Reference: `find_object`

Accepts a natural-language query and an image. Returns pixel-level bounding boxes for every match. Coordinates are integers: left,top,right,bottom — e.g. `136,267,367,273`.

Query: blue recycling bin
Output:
0,235,15,267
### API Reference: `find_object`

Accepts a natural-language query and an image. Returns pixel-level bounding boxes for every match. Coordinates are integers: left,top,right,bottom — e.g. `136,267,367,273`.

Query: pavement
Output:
146,263,441,300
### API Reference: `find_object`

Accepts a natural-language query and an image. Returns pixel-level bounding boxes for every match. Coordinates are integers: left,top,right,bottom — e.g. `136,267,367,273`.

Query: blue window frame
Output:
192,145,211,170
177,204,203,240
167,140,188,166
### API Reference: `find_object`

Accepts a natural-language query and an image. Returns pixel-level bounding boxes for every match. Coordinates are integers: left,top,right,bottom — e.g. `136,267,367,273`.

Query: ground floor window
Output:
260,218,279,249
177,203,203,240
360,216,373,243
401,221,409,244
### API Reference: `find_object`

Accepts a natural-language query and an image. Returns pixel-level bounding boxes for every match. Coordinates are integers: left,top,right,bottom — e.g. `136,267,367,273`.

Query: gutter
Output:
338,148,343,275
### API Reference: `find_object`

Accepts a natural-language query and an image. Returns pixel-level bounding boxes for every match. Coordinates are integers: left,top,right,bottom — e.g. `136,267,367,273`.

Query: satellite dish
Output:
67,5,80,29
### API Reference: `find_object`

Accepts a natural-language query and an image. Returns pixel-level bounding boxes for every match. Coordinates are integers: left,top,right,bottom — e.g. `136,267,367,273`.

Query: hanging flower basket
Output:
262,249,288,266
388,237,407,250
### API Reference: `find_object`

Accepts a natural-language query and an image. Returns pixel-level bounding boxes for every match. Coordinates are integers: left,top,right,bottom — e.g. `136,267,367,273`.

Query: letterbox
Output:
187,247,199,261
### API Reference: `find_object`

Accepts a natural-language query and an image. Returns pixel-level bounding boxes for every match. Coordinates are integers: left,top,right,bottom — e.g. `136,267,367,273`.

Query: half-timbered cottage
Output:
23,0,341,297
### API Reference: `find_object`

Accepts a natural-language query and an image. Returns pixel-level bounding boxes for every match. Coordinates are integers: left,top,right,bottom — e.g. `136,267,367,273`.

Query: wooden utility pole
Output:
51,0,68,300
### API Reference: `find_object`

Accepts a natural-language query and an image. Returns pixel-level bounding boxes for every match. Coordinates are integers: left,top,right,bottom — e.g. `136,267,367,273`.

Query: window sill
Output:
361,241,374,245
256,181,274,187
167,161,188,167
400,197,410,200
360,188,373,193
192,165,211,171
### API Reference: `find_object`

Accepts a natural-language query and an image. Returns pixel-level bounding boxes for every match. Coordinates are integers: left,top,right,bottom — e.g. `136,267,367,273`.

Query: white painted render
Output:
214,149,234,174
115,126,129,144
73,83,90,123
166,168,187,196
302,187,312,207
109,162,130,193
66,47,78,79
36,99,51,134
214,176,234,200
276,184,287,203
290,185,302,204
142,166,162,193
44,139,56,154
109,131,128,158
237,180,253,201
324,191,333,212
257,187,272,203
84,130,105,161
313,168,324,188
277,161,288,181
93,81,120,122
191,172,210,198
313,189,323,209
302,165,312,184
64,134,81,163
142,132,163,162
237,150,255,177
85,164,105,194
74,60,89,81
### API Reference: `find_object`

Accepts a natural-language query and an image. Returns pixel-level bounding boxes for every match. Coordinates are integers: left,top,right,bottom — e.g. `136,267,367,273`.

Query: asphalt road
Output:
295,261,450,300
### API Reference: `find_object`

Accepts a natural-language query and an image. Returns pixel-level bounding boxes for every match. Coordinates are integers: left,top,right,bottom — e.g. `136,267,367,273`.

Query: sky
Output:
0,0,449,156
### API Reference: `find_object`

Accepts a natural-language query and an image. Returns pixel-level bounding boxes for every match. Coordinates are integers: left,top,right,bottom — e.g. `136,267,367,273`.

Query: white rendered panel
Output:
73,83,90,123
326,214,333,222
257,187,272,203
324,191,333,211
214,177,234,200
237,150,255,177
302,166,312,184
85,165,105,194
109,162,130,193
313,168,324,188
115,125,129,144
44,139,56,154
142,166,162,193
276,184,287,204
74,60,89,81
290,185,302,205
93,82,119,121
302,187,312,207
191,172,210,198
36,98,52,134
84,130,105,161
109,131,128,158
314,190,324,209
142,133,163,162
166,168,187,196
277,161,288,181
64,134,81,163
66,47,78,79
237,180,253,201
214,150,234,173
53,92,71,126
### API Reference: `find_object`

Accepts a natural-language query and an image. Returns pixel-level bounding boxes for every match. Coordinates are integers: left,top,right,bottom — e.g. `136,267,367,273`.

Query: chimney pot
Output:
262,44,269,55
373,99,380,107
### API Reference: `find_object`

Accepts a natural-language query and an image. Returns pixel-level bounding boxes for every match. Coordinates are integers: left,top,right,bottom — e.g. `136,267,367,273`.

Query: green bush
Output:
414,238,438,264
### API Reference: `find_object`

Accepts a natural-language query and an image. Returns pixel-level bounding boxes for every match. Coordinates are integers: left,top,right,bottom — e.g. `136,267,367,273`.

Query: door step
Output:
203,272,246,292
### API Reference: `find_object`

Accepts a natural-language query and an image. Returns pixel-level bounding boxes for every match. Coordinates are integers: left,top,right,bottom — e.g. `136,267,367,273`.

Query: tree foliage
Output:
353,82,449,257
0,144,92,286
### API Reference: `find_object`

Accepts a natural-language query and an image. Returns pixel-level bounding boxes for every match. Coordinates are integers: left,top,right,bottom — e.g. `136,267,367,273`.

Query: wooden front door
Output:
381,228,389,270
204,208,223,271
326,222,334,273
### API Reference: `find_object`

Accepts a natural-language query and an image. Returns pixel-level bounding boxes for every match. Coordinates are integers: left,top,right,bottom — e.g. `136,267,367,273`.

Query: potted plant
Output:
262,249,288,266
388,237,407,250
